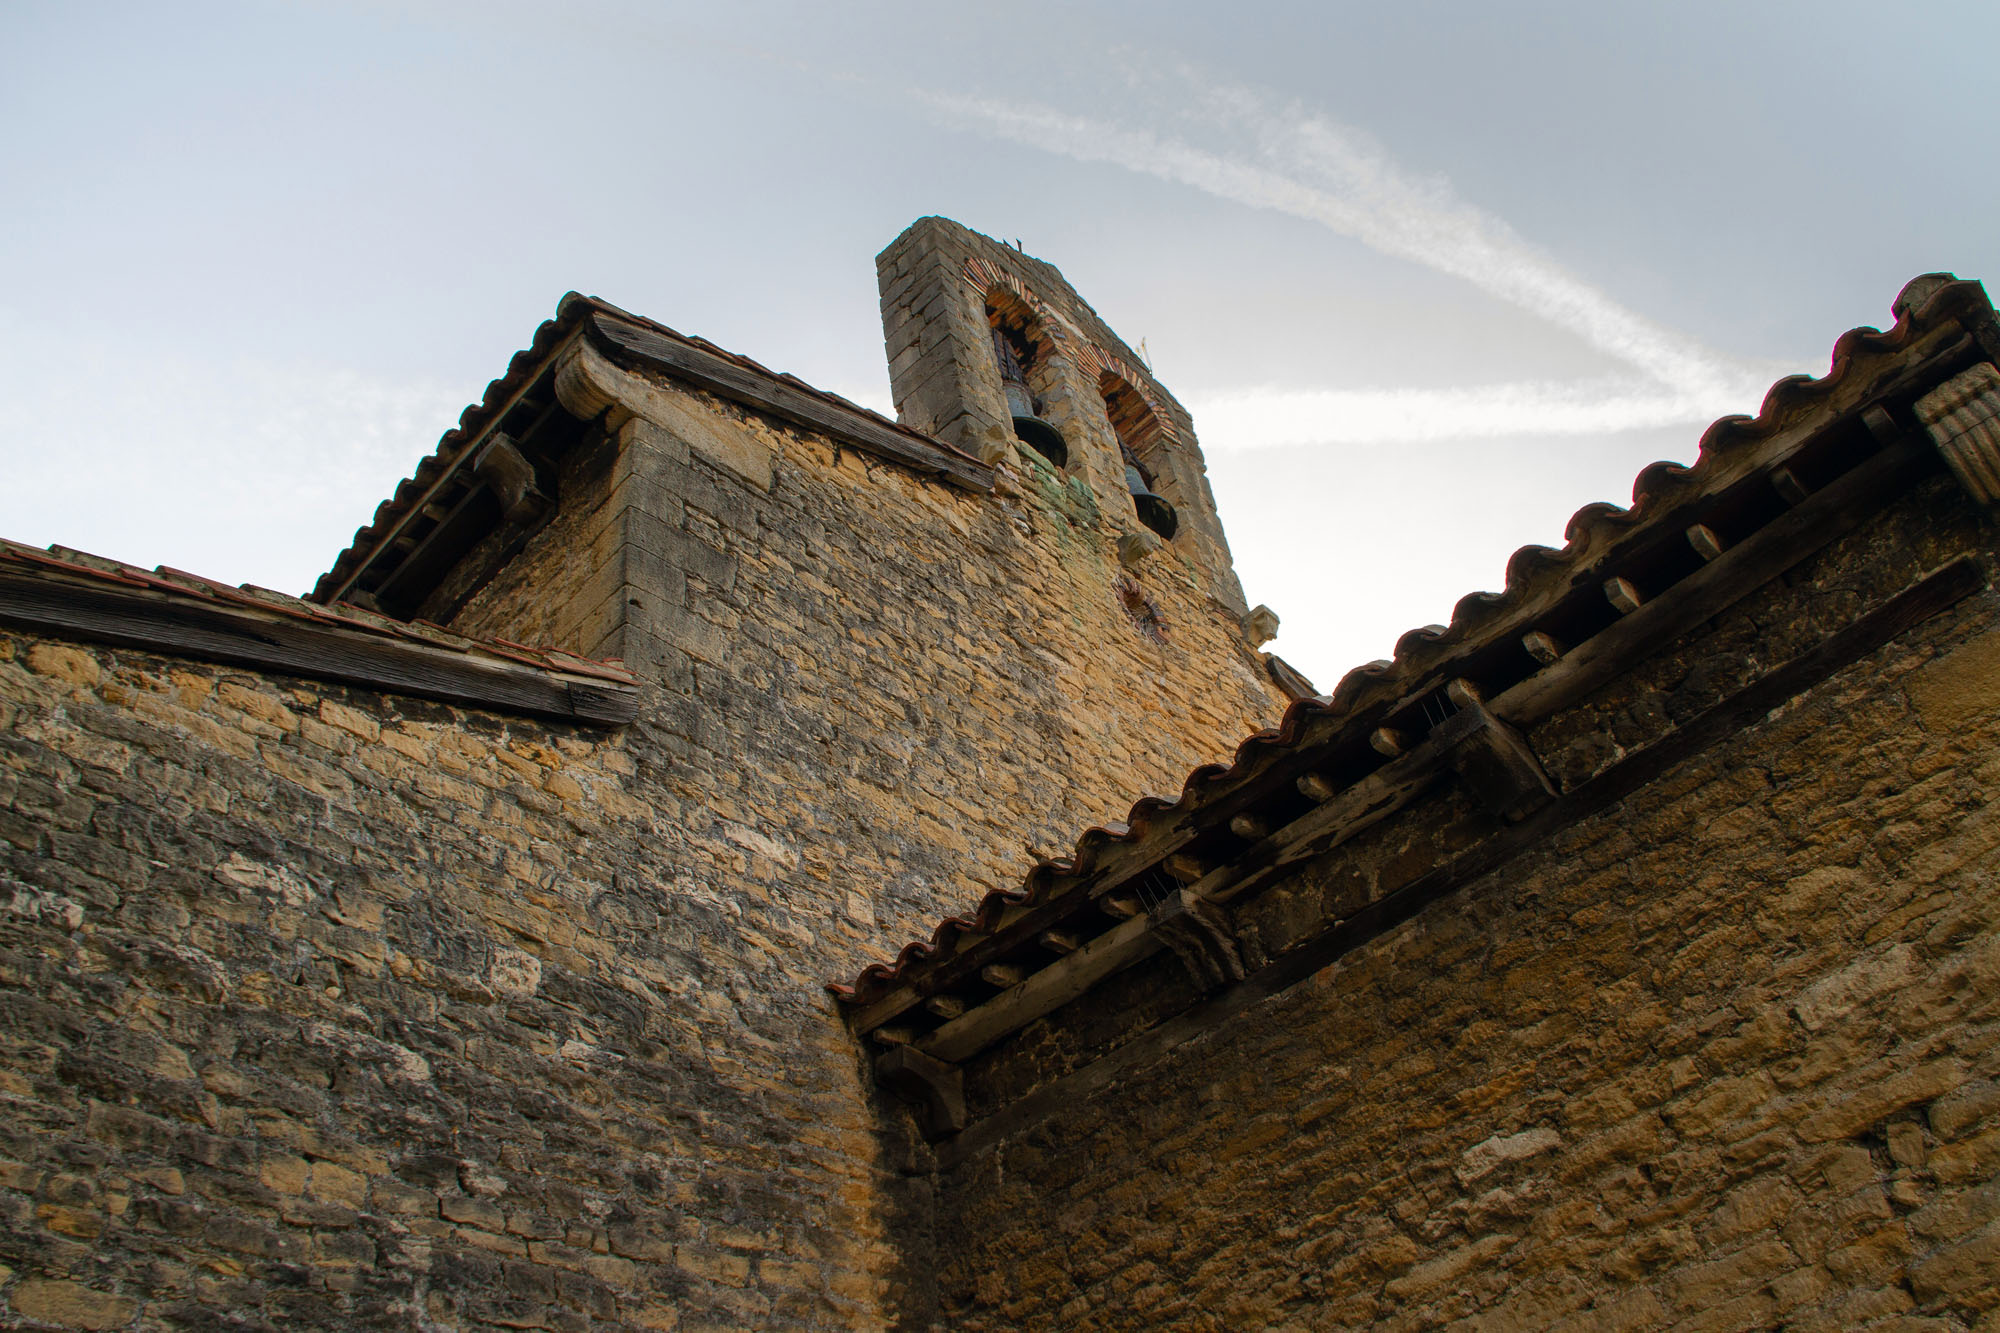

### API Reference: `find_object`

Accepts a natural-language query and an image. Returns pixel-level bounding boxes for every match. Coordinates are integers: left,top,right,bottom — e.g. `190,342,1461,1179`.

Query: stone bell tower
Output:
877,217,1260,624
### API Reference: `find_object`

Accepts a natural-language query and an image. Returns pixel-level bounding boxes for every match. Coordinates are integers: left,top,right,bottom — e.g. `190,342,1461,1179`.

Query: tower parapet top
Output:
877,217,1248,615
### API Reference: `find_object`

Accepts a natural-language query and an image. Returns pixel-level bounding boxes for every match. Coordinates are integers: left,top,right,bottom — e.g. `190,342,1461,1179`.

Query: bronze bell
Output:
1123,449,1178,539
995,331,1069,467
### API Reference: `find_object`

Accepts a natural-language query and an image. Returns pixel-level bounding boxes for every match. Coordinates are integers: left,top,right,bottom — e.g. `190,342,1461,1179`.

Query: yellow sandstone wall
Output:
0,326,1286,1327
933,478,2000,1329
448,359,1289,952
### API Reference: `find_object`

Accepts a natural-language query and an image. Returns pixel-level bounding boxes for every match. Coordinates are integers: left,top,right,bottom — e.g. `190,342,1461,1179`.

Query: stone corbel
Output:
1917,362,2000,509
874,1044,966,1141
1117,529,1162,569
1243,604,1281,647
552,337,774,491
552,338,637,430
1149,889,1245,992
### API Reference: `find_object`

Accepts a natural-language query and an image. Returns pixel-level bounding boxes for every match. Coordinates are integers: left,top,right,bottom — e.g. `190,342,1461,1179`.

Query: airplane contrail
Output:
919,82,1774,446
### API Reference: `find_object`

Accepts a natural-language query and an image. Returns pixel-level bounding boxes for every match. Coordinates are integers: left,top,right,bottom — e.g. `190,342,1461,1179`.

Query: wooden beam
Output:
0,573,638,726
934,557,1985,1163
1194,705,1480,906
848,428,1945,1039
1492,433,1935,730
1183,434,1940,911
1522,631,1565,666
322,326,587,606
1369,727,1409,758
589,316,995,493
1296,772,1338,802
1771,466,1811,506
917,909,1163,1063
1686,524,1726,562
1228,813,1270,841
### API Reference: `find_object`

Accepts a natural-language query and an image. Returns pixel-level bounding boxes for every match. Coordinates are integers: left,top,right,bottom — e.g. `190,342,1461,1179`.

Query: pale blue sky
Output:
5,1,1996,684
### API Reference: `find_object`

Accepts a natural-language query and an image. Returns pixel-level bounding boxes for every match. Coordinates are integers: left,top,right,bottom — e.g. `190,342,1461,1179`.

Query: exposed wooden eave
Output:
584,313,994,492
851,408,1966,1056
0,569,639,726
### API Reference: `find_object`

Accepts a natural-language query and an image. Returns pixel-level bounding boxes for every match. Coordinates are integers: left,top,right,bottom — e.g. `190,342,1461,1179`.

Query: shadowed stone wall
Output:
0,289,1285,1327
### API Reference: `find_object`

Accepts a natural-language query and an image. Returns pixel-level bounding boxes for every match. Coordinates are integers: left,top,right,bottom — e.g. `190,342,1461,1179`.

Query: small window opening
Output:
989,312,1068,467
1102,376,1179,539
1121,444,1178,540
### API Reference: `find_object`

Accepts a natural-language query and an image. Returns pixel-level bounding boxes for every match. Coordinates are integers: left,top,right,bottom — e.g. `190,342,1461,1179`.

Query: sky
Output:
4,1,1998,689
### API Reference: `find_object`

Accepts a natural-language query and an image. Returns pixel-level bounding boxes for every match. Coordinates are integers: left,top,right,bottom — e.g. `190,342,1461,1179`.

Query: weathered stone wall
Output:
0,630,957,1330
878,218,1250,619
0,298,1286,1327
934,480,2000,1329
453,356,1287,945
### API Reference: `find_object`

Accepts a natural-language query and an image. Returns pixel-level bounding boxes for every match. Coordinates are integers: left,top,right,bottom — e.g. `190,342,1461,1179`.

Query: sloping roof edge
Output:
310,293,989,606
832,272,2000,1015
2,540,640,725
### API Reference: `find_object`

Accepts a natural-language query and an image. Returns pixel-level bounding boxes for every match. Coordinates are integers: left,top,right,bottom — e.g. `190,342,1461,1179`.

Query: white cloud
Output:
919,78,1777,447
0,311,461,593
1189,378,1711,449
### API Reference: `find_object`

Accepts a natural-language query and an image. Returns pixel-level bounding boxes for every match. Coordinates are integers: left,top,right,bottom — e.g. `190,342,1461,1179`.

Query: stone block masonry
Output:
0,222,1290,1329
11,222,1993,1330
930,473,2000,1328
1,632,950,1330
450,336,1289,949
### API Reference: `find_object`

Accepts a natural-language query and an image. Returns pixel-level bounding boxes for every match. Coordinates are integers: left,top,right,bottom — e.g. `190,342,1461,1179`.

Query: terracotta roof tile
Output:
0,538,639,689
311,293,975,606
830,272,2000,1013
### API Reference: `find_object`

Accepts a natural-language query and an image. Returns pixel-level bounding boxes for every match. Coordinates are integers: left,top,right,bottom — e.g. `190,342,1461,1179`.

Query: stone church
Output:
3,217,2000,1330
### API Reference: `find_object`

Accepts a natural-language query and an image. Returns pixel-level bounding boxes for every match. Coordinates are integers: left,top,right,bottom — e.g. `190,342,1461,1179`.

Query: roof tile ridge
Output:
828,272,1999,1009
5,539,640,686
4,543,152,589
588,303,979,461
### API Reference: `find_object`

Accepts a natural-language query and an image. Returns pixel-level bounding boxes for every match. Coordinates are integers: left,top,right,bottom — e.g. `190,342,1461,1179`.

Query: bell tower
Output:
877,217,1258,621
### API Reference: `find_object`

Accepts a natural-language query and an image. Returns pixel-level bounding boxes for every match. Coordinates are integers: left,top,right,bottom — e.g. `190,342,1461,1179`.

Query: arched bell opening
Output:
987,298,1069,468
1121,446,1178,539
1101,373,1179,540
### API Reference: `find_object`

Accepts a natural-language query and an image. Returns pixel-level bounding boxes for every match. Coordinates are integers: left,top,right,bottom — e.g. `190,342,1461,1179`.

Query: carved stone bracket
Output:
1150,890,1245,992
1243,604,1281,647
873,1044,966,1141
1918,362,2000,509
1117,529,1162,569
552,338,630,426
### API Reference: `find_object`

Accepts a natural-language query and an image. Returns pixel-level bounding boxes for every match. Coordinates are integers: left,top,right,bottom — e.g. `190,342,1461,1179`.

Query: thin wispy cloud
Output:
918,78,1774,448
0,311,461,591
1197,379,1712,449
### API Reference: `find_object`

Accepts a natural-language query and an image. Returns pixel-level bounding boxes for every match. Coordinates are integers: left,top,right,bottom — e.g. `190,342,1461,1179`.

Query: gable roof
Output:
310,293,991,612
832,273,2000,1050
0,539,640,725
